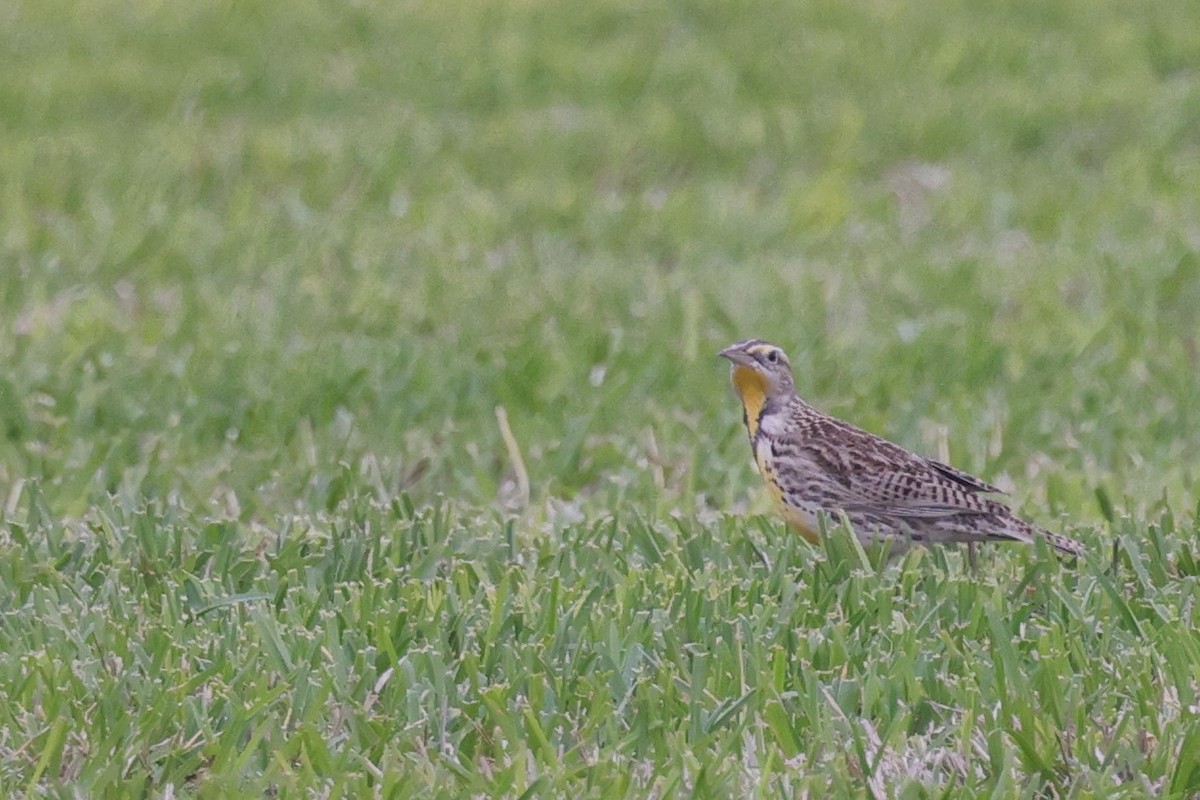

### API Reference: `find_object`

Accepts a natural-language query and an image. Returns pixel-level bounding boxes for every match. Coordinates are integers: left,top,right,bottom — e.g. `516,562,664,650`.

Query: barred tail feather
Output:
1001,515,1084,557
1037,527,1085,557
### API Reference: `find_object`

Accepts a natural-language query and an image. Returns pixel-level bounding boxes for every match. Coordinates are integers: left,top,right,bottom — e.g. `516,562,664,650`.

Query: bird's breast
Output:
754,436,820,544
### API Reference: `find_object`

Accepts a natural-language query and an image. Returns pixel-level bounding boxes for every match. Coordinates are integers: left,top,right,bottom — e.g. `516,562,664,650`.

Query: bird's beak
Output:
719,345,753,367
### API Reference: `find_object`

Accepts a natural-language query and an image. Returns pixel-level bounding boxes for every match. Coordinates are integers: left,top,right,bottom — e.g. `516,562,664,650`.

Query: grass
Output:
2,0,1200,795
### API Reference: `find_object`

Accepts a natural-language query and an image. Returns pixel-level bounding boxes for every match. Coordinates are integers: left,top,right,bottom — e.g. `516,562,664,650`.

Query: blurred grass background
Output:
2,0,1200,796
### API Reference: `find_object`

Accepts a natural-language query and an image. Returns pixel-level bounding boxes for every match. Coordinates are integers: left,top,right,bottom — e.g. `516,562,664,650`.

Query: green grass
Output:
3,0,1200,796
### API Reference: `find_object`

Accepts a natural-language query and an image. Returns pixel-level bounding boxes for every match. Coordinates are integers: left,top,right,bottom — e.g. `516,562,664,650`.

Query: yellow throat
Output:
731,365,768,437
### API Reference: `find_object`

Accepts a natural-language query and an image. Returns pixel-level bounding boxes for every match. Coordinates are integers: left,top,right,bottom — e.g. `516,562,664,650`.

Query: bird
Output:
719,338,1084,557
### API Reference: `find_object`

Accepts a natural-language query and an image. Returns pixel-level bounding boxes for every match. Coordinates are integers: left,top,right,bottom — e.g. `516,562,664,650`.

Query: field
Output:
3,0,1200,796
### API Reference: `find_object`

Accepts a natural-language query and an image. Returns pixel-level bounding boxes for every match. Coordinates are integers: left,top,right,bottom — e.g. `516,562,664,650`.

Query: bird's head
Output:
718,340,795,407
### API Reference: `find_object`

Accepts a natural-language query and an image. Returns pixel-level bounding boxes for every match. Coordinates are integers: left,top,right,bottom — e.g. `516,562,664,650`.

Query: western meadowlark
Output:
720,339,1084,556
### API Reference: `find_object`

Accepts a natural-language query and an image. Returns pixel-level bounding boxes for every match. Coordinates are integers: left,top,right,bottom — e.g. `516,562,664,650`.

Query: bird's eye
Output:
766,350,779,364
